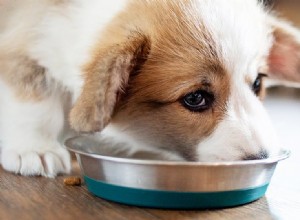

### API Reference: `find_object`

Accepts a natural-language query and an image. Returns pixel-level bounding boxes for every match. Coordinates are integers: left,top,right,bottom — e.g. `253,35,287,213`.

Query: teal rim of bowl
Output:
84,176,269,209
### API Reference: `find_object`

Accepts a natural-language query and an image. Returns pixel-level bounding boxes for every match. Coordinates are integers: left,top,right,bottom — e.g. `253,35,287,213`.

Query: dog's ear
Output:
267,16,300,86
70,34,150,132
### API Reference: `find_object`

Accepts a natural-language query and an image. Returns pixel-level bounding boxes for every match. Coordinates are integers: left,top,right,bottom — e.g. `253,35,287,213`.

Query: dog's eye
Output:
252,73,267,96
181,90,214,112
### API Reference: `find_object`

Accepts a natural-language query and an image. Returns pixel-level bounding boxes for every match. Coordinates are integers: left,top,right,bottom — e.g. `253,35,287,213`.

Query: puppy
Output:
0,0,299,177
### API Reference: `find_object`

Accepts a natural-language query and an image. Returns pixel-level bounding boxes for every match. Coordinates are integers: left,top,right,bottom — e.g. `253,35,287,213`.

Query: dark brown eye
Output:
252,73,267,96
181,90,214,112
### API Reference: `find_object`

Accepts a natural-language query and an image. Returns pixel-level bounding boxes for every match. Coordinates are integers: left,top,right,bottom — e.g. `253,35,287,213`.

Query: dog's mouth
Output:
242,150,269,161
129,148,271,162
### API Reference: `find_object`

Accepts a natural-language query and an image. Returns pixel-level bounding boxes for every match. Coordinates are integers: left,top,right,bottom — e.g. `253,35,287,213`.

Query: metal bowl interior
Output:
65,136,290,167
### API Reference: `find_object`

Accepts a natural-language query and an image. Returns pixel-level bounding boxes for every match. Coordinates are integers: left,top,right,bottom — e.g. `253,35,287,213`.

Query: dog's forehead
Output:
149,0,272,80
196,0,272,77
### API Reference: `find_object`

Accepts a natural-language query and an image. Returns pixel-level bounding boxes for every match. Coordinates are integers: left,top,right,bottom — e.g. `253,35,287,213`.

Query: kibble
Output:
63,176,82,186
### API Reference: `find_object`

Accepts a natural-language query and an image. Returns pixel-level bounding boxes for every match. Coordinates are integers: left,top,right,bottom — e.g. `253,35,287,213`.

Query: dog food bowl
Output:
65,136,290,209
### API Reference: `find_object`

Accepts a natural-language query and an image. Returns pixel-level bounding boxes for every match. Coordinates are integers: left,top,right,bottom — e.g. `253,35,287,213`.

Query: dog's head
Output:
70,0,300,161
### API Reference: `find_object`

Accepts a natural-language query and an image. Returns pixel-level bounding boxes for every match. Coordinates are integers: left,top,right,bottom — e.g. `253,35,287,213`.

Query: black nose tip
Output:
243,150,269,160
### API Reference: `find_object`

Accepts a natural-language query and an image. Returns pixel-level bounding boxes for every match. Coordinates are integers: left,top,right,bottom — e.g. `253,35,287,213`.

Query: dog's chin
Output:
195,144,282,162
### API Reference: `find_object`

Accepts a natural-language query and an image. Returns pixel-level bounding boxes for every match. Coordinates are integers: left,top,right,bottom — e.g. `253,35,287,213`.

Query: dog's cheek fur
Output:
112,70,230,161
112,104,218,161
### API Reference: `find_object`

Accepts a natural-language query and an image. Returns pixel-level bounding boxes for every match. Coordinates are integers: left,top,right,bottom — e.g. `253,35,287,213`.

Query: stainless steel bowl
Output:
65,136,290,209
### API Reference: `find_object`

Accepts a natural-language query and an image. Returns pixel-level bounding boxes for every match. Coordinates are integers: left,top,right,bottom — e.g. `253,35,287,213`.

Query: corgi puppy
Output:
0,0,299,177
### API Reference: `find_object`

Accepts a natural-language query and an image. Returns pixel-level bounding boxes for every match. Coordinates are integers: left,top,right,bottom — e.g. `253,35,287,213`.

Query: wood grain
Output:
0,161,159,220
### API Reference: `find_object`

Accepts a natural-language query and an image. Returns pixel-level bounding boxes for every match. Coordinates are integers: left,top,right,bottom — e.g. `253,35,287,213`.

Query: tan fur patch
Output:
0,56,50,101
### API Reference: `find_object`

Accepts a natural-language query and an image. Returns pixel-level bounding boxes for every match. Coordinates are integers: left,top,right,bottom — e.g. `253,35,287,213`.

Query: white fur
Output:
0,81,71,177
196,84,280,161
0,0,127,99
196,0,272,81
29,0,127,100
0,0,126,177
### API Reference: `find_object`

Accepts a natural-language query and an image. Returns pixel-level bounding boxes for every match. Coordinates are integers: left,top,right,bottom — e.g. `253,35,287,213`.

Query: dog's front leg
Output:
0,82,71,177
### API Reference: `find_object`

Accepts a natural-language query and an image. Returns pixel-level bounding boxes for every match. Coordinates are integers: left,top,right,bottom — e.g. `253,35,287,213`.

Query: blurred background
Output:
262,1,300,218
264,0,300,149
273,0,300,25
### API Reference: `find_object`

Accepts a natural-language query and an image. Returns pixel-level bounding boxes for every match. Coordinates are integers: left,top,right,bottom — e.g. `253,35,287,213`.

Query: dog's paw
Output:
1,146,71,178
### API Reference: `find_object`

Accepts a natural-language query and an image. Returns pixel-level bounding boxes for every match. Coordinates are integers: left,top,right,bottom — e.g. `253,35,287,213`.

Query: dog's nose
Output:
243,150,269,161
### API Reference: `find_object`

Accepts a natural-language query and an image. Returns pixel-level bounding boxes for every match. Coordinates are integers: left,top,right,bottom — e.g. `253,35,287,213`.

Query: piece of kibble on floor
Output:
63,176,82,186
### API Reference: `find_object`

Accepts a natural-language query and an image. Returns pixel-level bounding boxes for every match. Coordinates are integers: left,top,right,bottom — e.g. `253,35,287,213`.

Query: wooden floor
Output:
1,1,300,220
